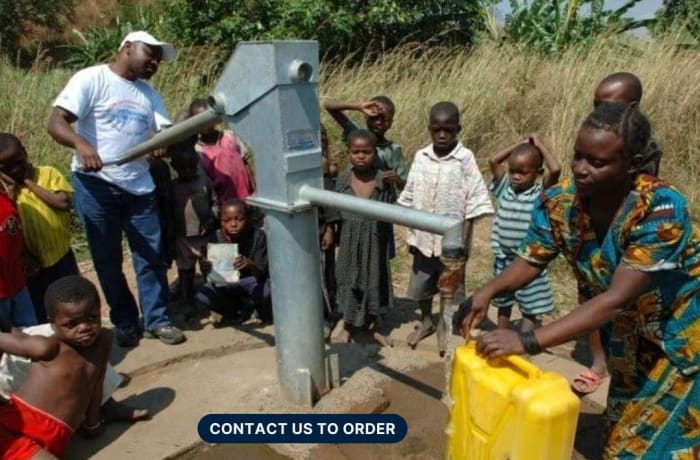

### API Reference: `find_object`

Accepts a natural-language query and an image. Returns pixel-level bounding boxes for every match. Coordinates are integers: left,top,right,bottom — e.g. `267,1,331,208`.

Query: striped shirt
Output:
490,174,542,259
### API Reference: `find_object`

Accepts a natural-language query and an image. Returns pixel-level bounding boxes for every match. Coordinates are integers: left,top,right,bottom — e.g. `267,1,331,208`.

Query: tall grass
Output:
322,38,700,207
1,37,699,205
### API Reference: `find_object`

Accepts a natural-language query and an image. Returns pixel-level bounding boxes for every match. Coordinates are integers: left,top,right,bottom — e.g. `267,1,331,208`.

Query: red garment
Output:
0,395,73,459
0,193,26,298
198,132,255,205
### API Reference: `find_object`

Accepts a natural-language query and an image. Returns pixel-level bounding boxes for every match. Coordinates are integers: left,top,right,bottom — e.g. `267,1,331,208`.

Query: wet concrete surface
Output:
183,361,605,460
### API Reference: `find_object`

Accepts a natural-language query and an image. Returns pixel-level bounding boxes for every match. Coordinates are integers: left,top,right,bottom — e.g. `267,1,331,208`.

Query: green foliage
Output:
158,0,485,61
498,0,654,54
60,8,166,69
654,0,700,44
0,0,74,61
61,0,487,68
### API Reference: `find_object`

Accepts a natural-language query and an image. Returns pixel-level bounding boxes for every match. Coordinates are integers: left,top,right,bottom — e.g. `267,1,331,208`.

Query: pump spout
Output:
437,221,466,357
441,221,465,260
299,185,467,357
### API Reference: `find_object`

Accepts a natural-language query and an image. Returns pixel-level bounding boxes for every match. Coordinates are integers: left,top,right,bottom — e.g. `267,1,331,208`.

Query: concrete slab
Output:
65,319,606,460
67,341,444,460
111,323,275,376
70,245,609,460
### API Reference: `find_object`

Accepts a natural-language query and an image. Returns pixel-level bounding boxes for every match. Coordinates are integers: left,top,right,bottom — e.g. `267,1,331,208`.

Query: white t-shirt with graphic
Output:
53,64,170,195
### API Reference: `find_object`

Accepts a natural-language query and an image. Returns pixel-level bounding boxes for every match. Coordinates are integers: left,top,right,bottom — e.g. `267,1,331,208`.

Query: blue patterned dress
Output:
518,175,700,459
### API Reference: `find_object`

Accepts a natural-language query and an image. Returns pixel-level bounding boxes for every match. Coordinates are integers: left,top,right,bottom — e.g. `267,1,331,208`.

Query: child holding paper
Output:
195,199,272,325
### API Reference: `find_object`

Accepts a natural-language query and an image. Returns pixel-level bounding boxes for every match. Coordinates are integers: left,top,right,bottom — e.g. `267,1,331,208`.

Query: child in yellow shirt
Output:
0,133,79,323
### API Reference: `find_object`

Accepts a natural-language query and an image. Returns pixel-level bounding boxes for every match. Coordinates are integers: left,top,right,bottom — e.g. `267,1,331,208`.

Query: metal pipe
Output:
299,184,467,357
441,222,466,259
298,184,463,247
264,208,328,405
102,107,222,166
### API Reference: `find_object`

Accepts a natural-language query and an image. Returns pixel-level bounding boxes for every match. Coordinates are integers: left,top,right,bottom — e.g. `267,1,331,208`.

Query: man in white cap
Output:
47,31,185,347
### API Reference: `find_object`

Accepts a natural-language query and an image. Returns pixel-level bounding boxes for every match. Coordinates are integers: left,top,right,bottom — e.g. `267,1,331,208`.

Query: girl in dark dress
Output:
332,129,394,346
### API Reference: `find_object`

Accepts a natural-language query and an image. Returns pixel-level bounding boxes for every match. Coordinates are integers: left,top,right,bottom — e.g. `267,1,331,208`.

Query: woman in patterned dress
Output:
461,102,700,459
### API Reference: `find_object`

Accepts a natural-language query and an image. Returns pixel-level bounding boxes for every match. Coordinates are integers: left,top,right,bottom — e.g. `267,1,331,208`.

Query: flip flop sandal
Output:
571,370,607,395
407,323,436,349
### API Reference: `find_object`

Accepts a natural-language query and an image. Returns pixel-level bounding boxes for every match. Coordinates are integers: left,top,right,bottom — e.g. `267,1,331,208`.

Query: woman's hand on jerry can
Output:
476,329,526,358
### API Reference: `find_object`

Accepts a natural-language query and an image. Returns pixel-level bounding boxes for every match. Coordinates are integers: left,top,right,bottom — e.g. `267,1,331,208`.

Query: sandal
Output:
571,370,608,395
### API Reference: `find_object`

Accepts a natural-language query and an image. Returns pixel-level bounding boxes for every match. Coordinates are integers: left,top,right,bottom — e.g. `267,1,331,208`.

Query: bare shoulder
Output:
42,335,62,355
55,328,112,364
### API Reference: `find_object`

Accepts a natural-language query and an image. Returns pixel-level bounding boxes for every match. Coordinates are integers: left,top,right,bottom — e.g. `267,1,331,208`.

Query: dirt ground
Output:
76,219,599,460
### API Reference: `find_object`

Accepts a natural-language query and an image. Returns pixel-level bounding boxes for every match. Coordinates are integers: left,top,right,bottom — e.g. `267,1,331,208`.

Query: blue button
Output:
198,413,408,444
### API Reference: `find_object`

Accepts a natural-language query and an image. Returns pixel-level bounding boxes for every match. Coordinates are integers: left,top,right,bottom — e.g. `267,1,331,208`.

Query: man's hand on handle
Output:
75,140,103,172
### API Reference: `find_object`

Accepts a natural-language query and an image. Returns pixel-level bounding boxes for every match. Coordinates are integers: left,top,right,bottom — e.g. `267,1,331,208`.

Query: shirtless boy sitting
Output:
0,275,113,459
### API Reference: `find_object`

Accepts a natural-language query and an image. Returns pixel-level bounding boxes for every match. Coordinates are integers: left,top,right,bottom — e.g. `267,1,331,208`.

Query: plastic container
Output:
445,337,580,460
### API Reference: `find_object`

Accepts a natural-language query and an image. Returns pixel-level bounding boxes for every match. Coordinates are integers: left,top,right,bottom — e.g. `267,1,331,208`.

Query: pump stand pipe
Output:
100,105,223,167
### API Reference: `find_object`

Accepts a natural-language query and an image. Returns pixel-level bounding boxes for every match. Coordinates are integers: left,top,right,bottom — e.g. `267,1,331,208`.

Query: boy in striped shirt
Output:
488,135,560,332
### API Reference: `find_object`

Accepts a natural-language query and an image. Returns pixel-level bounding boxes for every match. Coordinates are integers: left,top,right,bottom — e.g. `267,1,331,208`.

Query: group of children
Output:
0,70,662,456
321,93,555,349
154,99,270,326
322,72,659,404
0,96,266,457
0,134,79,328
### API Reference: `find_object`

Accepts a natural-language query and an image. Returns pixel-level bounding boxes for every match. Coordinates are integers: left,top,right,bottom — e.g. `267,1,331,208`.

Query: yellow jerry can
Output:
445,339,580,460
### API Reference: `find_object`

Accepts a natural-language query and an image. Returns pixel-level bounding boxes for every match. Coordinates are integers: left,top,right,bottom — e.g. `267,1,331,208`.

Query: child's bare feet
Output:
496,307,512,329
570,369,609,395
331,329,351,344
520,314,540,333
330,320,351,343
496,316,511,329
101,398,150,423
373,332,393,348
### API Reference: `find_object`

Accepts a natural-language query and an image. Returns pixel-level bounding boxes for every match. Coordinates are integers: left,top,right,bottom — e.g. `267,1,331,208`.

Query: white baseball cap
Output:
118,31,176,61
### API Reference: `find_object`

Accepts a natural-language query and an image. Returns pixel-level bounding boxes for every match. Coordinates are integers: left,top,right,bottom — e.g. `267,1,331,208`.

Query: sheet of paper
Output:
207,243,239,284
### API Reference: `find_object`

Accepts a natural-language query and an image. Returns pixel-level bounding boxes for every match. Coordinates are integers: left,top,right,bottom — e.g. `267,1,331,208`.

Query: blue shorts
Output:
492,257,554,316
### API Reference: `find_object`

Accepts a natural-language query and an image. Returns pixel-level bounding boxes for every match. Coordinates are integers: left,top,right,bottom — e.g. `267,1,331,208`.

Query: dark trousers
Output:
71,173,173,331
28,249,80,323
195,276,272,322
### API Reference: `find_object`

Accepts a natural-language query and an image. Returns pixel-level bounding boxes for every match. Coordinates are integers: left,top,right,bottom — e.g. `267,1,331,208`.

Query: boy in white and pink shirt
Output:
398,101,493,347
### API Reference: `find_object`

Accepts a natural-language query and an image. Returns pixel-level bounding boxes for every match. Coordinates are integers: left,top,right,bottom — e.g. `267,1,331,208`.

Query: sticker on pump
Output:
287,129,316,151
